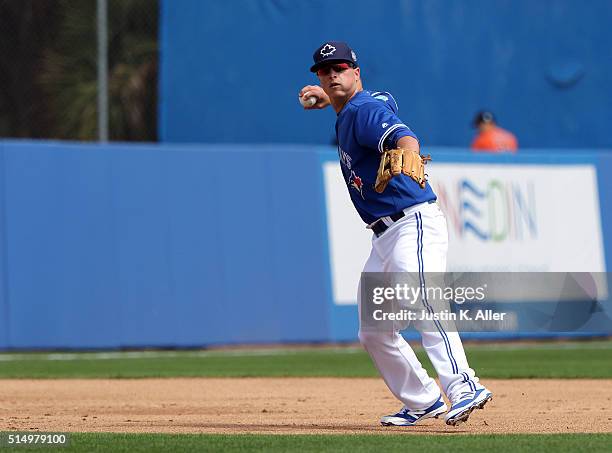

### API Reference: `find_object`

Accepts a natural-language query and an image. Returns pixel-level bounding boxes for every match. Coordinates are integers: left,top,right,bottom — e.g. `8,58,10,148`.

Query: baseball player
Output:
300,41,492,426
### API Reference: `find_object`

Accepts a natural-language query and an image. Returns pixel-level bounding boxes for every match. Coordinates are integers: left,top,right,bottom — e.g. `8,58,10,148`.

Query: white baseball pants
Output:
358,201,480,409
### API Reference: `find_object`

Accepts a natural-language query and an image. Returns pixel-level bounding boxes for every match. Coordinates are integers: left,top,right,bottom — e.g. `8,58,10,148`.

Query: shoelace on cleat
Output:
452,391,474,404
399,407,426,417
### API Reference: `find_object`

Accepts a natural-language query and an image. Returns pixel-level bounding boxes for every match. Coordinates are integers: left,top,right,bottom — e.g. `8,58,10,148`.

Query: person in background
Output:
471,110,518,153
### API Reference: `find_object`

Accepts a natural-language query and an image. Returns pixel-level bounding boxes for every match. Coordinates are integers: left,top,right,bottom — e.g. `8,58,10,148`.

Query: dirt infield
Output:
1,378,611,435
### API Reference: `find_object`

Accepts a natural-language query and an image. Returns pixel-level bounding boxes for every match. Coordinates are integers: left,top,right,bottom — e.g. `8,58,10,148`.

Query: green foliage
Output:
40,0,158,140
0,0,60,137
0,0,158,140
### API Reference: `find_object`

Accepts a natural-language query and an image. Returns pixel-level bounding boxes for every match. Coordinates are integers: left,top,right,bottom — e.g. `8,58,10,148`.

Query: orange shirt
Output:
471,126,518,153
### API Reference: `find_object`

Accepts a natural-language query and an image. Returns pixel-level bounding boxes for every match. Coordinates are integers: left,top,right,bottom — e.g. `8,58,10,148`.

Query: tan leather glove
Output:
374,148,431,193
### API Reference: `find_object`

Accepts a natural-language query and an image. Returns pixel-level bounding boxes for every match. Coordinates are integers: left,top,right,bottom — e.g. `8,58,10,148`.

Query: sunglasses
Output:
316,62,353,76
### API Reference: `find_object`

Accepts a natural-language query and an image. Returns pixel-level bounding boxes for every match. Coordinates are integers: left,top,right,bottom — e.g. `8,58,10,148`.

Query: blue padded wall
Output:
0,141,331,349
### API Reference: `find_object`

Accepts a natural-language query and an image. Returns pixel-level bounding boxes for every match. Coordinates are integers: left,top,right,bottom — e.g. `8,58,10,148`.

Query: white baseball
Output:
300,96,317,107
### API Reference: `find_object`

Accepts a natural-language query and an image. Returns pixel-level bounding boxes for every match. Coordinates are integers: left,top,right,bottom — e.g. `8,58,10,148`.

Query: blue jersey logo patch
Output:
349,170,365,200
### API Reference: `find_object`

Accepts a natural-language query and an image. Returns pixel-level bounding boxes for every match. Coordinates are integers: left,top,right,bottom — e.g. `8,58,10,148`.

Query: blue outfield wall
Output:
0,141,332,349
0,140,610,349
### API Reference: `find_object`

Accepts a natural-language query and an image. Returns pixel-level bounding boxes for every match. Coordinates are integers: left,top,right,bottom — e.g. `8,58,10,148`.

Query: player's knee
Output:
358,330,387,348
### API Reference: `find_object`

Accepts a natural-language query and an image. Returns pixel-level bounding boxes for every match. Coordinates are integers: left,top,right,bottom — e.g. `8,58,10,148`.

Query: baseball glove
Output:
374,148,431,193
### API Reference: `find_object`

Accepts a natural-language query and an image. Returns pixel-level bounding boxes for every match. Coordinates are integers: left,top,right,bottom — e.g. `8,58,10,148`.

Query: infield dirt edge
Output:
2,378,611,435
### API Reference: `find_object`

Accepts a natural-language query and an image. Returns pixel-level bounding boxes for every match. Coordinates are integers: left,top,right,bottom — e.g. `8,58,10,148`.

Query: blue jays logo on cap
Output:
310,41,358,73
320,44,336,57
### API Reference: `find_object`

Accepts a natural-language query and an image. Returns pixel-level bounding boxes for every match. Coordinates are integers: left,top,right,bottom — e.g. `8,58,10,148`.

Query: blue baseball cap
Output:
310,41,358,73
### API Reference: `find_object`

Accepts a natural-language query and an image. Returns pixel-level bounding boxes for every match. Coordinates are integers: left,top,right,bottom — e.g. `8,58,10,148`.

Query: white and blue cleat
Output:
380,396,448,426
444,387,493,426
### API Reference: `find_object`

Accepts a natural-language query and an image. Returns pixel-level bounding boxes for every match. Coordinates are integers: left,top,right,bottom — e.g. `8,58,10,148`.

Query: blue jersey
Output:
335,90,436,225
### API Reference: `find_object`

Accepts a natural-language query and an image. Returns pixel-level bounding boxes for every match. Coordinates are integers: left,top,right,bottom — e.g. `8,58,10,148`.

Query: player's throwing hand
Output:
298,85,330,109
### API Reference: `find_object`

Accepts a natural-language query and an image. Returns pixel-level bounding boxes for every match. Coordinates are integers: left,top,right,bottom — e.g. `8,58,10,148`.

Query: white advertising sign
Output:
324,161,606,305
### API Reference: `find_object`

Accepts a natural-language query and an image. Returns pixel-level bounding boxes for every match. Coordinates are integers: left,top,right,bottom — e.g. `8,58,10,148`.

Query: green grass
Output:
2,433,611,453
0,341,610,379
